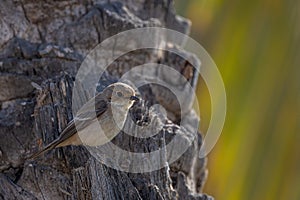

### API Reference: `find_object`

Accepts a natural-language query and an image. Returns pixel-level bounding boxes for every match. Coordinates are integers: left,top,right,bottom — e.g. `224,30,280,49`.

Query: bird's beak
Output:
130,96,140,101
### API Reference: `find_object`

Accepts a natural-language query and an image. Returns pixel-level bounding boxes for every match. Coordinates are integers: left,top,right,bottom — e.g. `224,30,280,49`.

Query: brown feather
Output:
29,92,109,159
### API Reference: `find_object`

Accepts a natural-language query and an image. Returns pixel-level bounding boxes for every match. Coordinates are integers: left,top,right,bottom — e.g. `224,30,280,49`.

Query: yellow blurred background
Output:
175,0,300,199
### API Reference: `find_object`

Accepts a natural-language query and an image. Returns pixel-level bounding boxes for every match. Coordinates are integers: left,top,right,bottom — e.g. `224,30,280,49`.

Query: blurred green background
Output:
175,0,300,199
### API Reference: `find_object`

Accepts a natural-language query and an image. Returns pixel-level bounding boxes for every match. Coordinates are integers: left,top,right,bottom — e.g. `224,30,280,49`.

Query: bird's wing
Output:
75,94,108,121
29,93,109,159
58,96,108,141
53,94,109,145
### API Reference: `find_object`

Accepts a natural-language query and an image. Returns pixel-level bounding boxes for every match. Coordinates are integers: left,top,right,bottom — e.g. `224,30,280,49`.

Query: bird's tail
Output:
28,139,61,160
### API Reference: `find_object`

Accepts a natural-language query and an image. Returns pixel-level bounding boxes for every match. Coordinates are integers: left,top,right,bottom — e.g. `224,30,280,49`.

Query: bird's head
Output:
103,82,139,108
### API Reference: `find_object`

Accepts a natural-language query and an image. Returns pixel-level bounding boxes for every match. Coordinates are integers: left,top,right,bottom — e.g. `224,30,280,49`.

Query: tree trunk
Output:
0,0,213,199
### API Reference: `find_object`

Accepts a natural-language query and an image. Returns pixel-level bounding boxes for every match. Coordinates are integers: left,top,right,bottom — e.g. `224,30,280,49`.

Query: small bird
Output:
29,82,139,159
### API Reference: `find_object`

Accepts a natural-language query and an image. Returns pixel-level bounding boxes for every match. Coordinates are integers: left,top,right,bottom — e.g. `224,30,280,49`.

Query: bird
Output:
29,82,139,159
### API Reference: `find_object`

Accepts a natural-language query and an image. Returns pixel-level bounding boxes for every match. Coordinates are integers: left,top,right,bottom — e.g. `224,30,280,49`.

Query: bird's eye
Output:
116,91,123,97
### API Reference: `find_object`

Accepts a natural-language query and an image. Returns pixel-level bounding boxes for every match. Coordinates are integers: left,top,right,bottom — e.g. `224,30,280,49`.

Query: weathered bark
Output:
0,0,213,199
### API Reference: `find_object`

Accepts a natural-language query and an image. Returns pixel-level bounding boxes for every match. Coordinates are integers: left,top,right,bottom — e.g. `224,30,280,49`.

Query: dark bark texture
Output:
0,0,213,199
